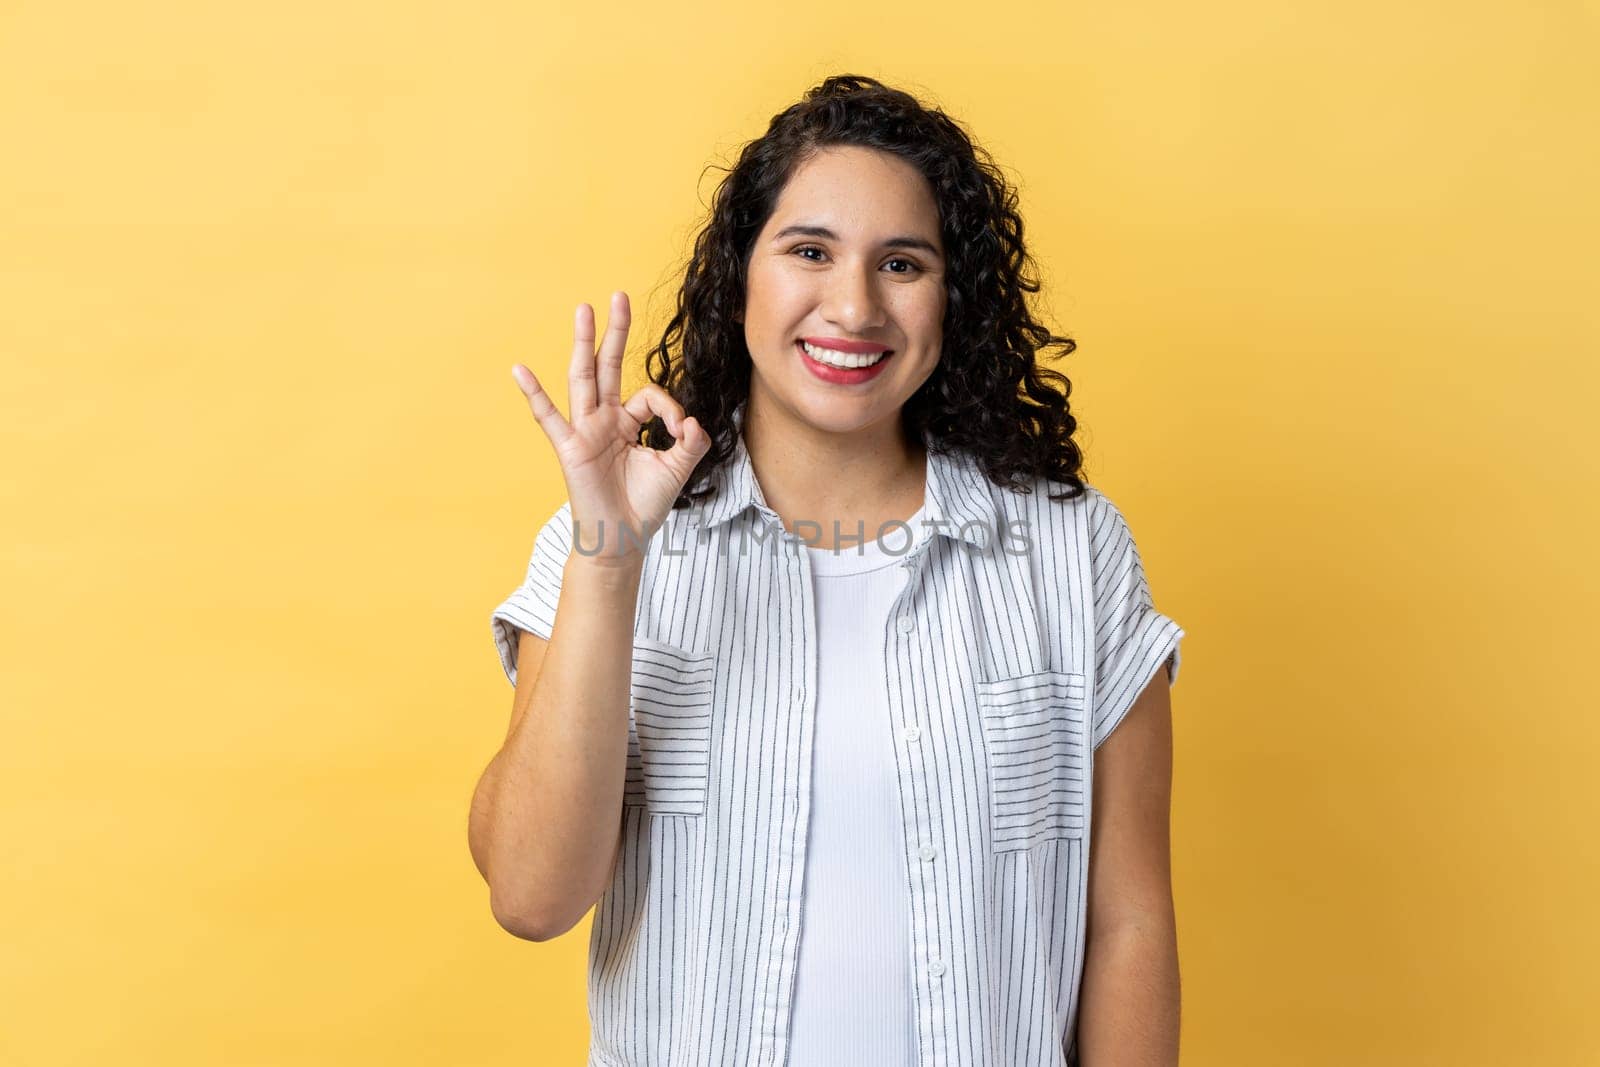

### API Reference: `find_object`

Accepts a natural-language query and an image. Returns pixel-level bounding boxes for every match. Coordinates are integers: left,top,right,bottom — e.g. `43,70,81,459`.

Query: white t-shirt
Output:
785,503,927,1066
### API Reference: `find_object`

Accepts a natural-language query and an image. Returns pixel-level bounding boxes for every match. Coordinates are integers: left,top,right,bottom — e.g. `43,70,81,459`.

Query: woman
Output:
470,75,1185,1067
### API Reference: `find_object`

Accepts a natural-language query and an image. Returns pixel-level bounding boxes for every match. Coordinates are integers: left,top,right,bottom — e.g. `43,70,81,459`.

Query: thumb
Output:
662,416,712,483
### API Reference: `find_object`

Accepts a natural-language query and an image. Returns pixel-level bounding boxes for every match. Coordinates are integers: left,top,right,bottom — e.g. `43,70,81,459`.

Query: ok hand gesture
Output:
511,291,711,567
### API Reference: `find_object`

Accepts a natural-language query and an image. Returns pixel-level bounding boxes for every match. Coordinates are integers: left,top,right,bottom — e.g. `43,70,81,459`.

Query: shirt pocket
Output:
975,668,1090,852
625,636,716,817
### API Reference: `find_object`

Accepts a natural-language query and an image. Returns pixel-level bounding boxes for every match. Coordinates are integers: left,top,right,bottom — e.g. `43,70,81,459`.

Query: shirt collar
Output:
689,404,998,548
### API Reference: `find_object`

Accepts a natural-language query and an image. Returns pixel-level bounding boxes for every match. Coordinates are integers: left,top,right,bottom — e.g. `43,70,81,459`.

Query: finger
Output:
568,302,599,419
624,385,711,480
512,363,574,448
660,415,713,481
622,382,684,437
595,291,629,409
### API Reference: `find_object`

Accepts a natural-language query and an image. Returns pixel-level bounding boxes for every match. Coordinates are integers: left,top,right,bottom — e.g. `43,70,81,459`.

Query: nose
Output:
819,260,888,334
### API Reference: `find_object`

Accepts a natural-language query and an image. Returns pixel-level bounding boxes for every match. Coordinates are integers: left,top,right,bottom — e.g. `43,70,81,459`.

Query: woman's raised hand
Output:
511,291,711,567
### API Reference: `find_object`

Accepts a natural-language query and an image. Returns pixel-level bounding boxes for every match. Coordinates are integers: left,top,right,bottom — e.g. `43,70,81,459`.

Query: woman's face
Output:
741,144,947,440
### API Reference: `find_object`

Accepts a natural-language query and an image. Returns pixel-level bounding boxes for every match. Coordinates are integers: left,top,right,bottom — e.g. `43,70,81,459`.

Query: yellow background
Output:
4,1,1596,1063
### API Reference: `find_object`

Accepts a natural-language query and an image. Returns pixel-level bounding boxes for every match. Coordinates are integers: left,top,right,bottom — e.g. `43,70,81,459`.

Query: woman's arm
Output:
1077,667,1182,1065
467,291,711,942
468,554,644,941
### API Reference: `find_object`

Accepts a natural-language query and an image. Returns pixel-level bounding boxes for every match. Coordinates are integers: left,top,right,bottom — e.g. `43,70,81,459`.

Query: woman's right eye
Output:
793,245,825,261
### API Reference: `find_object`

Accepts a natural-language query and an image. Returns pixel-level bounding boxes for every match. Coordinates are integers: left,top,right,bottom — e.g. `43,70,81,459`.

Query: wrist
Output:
562,553,646,589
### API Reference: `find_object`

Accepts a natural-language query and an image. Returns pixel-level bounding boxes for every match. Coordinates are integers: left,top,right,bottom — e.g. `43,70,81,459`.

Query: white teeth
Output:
801,340,890,369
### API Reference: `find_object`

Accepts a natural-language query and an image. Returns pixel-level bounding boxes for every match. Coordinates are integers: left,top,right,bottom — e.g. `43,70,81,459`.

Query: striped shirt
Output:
490,422,1185,1067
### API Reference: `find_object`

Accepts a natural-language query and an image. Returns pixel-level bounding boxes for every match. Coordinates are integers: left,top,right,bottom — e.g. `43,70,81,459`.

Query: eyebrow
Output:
770,224,943,258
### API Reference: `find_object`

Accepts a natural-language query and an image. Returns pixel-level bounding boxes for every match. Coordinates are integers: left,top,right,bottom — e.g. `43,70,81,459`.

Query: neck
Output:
741,395,927,549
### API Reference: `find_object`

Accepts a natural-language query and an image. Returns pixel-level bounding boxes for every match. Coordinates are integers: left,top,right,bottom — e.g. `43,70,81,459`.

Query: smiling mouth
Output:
796,339,894,369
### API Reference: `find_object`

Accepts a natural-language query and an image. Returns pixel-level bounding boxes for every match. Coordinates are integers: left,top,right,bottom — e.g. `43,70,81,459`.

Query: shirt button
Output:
928,959,947,978
902,725,922,742
919,844,937,861
896,614,915,634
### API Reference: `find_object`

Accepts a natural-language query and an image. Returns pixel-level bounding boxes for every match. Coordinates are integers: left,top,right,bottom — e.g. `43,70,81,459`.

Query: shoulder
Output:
984,470,1155,583
985,463,1107,531
1026,471,1135,536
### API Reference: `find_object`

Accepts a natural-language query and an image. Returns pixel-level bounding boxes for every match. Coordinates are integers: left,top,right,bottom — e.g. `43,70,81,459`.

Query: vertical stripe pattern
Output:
490,419,1185,1067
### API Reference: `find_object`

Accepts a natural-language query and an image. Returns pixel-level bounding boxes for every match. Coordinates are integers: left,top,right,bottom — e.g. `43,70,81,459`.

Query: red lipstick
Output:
795,339,896,385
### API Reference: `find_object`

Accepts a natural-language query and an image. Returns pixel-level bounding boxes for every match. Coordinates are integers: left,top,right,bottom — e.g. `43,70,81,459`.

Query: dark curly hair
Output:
641,73,1086,506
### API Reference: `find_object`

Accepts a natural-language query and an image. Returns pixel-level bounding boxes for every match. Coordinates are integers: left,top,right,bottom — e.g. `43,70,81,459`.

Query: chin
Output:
793,393,900,436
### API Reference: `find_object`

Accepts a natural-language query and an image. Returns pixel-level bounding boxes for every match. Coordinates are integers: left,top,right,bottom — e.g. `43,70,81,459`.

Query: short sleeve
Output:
490,500,574,688
1087,489,1186,751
